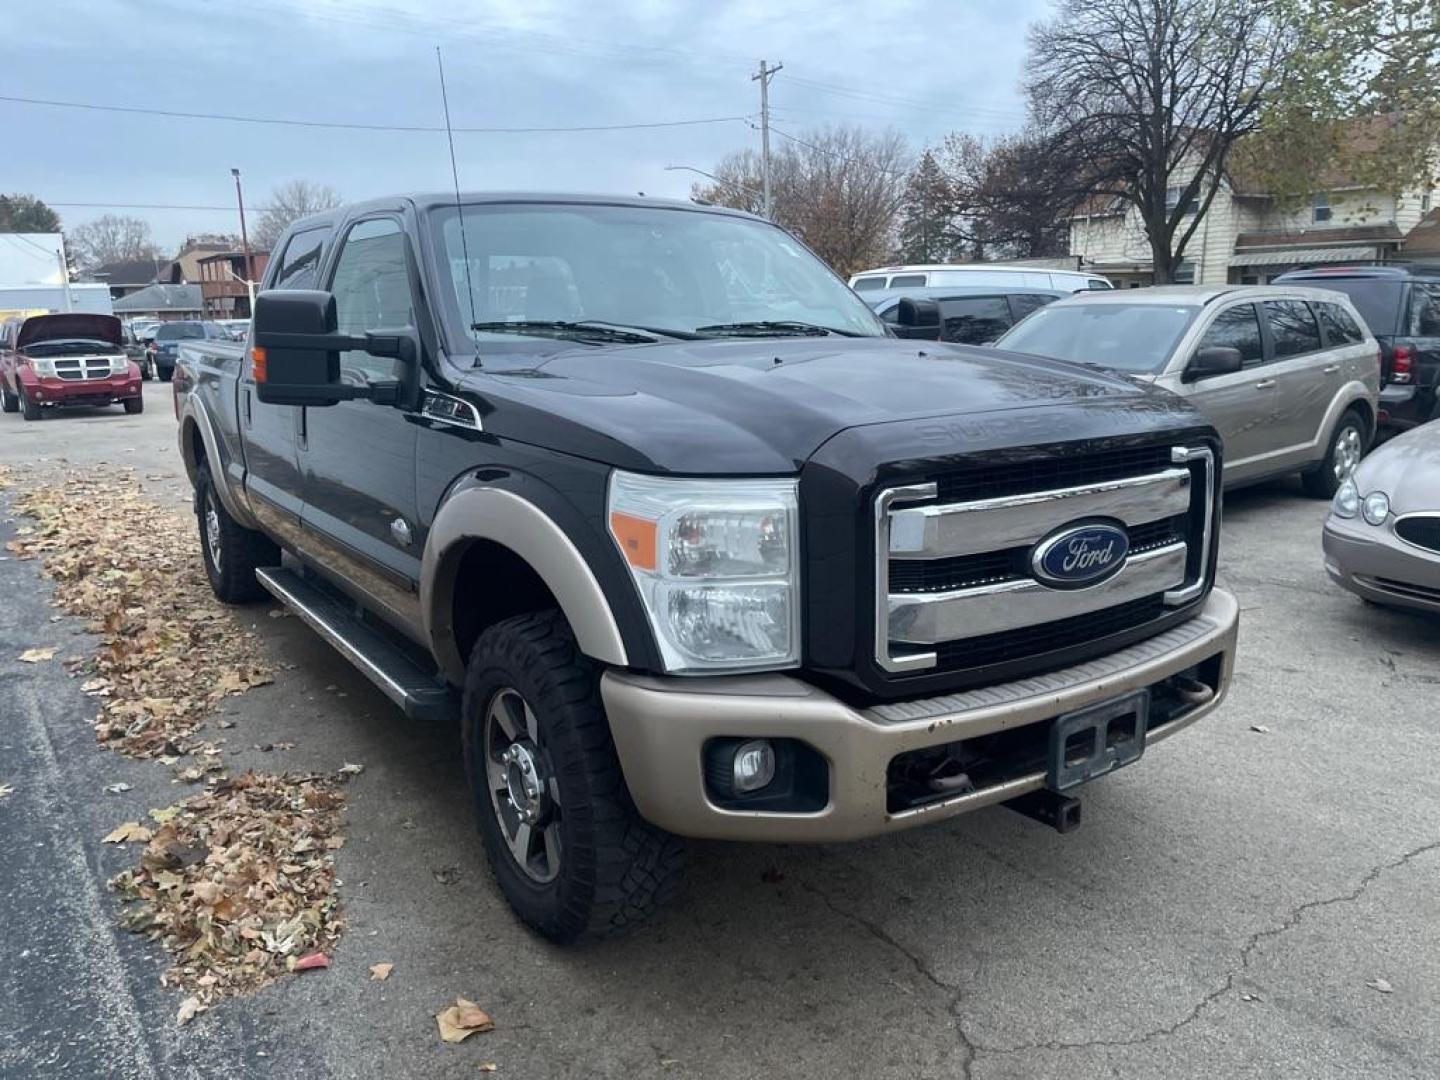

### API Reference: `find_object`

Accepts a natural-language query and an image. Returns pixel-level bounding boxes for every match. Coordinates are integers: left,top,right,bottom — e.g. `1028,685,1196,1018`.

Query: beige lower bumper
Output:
602,588,1239,842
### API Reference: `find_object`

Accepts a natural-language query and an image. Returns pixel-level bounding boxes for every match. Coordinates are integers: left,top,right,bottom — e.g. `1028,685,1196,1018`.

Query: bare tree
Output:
939,132,1074,260
69,214,158,270
693,126,912,275
1027,0,1291,282
253,180,342,251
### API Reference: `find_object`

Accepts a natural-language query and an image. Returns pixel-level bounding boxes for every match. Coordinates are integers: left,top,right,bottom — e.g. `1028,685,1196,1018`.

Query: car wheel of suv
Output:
1302,408,1365,498
159,367,173,383
123,397,144,415
195,464,279,603
461,610,684,944
1,381,16,413
19,385,41,421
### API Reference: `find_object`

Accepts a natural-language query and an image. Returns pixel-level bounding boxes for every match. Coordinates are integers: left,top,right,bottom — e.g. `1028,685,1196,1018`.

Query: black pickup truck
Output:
174,193,1238,943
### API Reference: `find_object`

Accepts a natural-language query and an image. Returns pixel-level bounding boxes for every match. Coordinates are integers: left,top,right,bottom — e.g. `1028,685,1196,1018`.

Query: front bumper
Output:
603,588,1239,842
22,371,141,406
1323,516,1440,614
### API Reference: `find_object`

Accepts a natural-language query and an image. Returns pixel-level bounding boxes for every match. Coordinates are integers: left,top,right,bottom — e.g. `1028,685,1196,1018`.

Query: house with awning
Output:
1069,130,1437,287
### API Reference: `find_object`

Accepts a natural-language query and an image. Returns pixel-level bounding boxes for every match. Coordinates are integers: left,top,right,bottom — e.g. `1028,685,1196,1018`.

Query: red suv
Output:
0,313,143,420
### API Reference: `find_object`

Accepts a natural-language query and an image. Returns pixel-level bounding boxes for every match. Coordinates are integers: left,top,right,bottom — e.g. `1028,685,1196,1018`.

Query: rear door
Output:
295,214,423,633
1165,301,1273,483
240,224,331,545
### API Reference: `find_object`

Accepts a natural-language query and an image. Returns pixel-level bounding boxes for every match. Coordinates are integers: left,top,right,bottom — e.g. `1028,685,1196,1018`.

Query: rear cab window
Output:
1264,300,1322,359
939,296,1011,344
270,225,333,291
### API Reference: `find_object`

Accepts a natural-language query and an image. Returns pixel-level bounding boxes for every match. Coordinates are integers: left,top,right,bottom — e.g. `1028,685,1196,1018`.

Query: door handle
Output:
1322,364,1340,374
1254,379,1277,389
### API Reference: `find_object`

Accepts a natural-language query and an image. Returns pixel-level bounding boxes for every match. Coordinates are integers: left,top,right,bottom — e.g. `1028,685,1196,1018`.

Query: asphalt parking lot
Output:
2,399,1438,1080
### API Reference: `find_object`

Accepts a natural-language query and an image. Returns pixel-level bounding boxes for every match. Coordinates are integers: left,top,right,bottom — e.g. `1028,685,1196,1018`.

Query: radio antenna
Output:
436,46,478,335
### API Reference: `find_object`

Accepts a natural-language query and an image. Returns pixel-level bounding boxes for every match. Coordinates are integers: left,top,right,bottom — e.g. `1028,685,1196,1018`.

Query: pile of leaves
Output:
6,467,271,757
0,463,14,489
109,770,348,1016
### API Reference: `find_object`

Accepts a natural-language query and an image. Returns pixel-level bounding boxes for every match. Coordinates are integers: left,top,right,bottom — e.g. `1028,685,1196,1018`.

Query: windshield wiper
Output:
693,320,862,338
469,320,699,345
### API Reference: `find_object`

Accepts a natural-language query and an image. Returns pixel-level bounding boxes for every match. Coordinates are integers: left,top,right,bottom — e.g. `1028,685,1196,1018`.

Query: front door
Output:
1164,301,1273,483
295,215,423,637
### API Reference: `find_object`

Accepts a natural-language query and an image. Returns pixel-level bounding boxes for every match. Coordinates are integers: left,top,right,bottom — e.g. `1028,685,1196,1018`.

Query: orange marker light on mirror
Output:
609,511,657,571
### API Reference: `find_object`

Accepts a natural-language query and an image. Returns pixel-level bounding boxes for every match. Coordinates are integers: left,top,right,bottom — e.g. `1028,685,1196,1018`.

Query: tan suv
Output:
996,285,1382,495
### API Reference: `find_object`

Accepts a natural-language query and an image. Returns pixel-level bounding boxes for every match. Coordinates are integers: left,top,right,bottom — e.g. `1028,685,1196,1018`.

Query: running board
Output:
255,566,457,723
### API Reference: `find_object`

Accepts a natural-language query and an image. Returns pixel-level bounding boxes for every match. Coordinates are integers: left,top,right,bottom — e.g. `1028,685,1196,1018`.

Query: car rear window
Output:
939,296,1011,344
888,274,926,288
1316,303,1365,345
1288,278,1403,336
156,323,204,340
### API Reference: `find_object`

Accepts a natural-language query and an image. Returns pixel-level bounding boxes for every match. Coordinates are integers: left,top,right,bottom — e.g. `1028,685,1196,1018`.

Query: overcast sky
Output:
10,0,1048,252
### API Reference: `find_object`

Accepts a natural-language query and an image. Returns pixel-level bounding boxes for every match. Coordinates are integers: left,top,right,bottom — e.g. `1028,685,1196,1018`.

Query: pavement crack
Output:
980,839,1440,1057
797,878,978,1078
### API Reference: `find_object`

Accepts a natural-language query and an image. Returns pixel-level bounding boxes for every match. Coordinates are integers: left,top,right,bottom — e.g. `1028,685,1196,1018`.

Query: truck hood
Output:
460,337,1203,474
18,313,123,350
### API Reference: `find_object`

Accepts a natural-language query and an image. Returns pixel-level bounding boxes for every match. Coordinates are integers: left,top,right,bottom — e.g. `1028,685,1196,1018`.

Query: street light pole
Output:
230,168,254,310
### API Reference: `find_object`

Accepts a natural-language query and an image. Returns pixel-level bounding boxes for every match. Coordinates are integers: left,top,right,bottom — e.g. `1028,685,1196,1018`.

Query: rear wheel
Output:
123,397,144,415
1,380,16,413
195,464,278,603
19,385,40,421
462,611,684,944
159,367,173,383
1303,408,1366,498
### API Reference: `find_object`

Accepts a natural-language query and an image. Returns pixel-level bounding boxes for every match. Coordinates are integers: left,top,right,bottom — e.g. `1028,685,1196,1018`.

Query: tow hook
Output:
1004,789,1083,833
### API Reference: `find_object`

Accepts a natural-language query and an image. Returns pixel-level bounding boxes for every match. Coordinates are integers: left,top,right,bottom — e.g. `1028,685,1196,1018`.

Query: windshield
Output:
430,203,885,349
997,302,1199,374
156,322,204,340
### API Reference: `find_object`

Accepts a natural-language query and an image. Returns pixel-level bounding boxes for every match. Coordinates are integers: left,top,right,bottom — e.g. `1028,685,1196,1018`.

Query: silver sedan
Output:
1323,421,1440,614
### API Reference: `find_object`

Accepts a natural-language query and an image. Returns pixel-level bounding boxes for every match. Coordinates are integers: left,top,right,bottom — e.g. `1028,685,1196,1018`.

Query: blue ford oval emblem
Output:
1031,522,1130,588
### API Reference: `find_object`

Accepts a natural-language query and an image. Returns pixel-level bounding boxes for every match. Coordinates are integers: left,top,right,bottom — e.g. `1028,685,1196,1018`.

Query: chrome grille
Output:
52,357,115,381
874,445,1215,674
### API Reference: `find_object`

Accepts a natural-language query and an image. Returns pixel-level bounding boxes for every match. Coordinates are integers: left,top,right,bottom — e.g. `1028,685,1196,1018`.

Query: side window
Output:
938,296,1012,344
328,218,414,383
876,303,900,326
1406,284,1440,337
888,274,926,288
1317,303,1365,346
851,277,886,292
1264,300,1322,359
270,226,332,291
1198,303,1265,367
1009,293,1055,321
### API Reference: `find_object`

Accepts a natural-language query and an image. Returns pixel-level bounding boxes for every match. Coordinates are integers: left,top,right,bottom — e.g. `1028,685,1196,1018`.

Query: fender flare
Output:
1320,384,1377,446
178,396,260,530
422,485,629,683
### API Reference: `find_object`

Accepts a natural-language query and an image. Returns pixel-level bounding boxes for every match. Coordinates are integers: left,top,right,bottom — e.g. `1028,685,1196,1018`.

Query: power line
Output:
777,73,1028,124
0,94,750,135
766,125,912,179
47,202,277,212
0,232,59,256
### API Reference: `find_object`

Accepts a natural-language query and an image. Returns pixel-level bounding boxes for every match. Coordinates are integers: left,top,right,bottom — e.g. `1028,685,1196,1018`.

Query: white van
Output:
849,264,1112,294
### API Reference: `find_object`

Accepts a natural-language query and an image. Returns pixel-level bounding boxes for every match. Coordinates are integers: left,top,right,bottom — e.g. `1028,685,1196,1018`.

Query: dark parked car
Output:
150,320,229,381
865,285,1066,344
1272,265,1440,433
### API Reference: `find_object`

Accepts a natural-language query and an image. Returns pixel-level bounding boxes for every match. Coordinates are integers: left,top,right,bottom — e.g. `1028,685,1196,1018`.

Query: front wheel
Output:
462,611,684,944
1303,408,1366,498
1,380,16,413
19,385,40,421
195,465,279,602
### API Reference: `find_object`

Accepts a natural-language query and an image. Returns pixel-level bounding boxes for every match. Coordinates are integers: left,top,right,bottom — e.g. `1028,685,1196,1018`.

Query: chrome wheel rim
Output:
1333,425,1363,483
484,687,561,883
204,491,223,569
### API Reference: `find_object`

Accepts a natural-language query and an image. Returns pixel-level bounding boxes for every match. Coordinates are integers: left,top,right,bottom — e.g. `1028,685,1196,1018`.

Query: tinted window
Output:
1406,283,1440,337
852,276,886,292
1265,300,1322,358
328,218,414,382
1317,303,1365,345
876,303,900,325
888,274,926,288
938,296,1011,344
1198,303,1264,367
1282,277,1403,335
272,226,331,291
996,303,1199,374
156,322,204,340
1009,293,1056,320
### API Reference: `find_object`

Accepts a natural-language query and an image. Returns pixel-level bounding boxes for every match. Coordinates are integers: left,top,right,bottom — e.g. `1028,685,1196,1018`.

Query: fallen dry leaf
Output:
103,782,133,795
478,1066,498,1073
1367,977,1395,994
176,995,203,1025
0,783,14,799
436,998,495,1043
369,962,393,981
104,821,154,844
287,952,330,973
18,647,58,663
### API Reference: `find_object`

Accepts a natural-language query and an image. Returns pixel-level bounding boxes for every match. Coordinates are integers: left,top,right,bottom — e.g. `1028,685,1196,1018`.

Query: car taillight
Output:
1392,344,1414,384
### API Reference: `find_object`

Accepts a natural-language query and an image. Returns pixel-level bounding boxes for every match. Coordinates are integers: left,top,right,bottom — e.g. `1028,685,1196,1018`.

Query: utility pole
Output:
56,237,73,312
230,168,254,299
752,59,783,220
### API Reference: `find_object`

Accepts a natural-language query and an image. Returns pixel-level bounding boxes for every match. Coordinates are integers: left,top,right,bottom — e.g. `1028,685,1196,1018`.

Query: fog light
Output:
732,739,776,793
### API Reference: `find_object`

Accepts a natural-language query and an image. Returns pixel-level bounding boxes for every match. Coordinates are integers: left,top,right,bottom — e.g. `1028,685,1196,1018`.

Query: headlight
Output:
29,358,57,378
1362,491,1390,526
109,355,129,375
1332,479,1359,518
608,471,799,673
